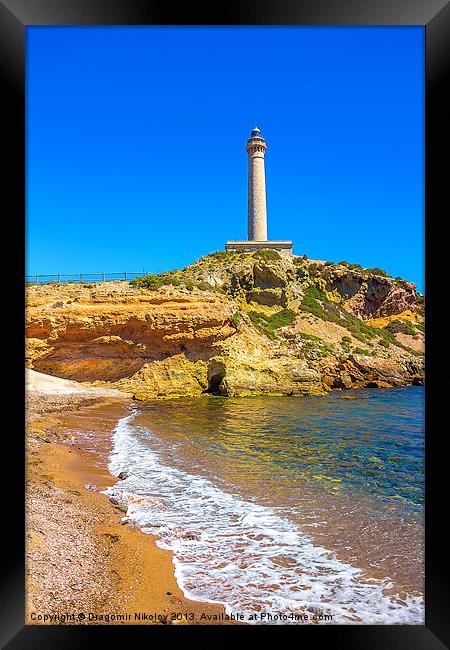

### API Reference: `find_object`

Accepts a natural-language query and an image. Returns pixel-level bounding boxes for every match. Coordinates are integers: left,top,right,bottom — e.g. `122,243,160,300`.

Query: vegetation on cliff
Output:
247,308,297,339
127,249,424,342
26,249,424,399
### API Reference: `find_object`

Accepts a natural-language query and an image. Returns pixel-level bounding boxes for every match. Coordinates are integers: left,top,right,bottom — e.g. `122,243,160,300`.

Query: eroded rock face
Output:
375,281,417,317
222,358,323,397
25,252,424,399
25,282,324,399
253,260,290,289
27,288,234,383
320,266,417,318
320,354,424,390
185,253,421,321
246,288,288,308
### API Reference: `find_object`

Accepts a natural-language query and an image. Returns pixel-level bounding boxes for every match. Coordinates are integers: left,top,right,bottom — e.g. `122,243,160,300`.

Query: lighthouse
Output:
246,126,268,241
226,127,293,253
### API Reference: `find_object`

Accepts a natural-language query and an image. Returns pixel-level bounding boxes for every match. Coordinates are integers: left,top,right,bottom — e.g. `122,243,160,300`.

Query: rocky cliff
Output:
26,251,424,399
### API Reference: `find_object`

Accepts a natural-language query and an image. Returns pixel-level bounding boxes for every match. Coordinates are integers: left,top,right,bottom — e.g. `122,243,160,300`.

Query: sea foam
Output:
104,412,424,625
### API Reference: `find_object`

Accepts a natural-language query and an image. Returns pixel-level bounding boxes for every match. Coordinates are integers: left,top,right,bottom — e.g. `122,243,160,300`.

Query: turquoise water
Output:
107,386,424,623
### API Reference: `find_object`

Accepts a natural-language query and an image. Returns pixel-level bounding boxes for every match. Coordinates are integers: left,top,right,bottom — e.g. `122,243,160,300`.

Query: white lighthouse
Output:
226,127,293,253
246,126,268,241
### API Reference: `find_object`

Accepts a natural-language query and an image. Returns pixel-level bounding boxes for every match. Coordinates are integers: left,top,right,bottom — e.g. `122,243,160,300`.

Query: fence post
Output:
80,273,83,283
36,274,39,285
57,274,61,284
124,271,127,282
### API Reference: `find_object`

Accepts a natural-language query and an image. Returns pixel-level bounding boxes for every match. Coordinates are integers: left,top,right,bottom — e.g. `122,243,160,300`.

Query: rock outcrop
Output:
26,251,424,399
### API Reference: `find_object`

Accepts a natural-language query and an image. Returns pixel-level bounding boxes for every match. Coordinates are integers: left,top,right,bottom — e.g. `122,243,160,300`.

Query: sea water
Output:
105,386,424,624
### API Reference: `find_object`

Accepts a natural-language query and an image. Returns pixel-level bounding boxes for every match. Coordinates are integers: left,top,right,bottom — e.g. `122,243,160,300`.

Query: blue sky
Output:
26,26,424,291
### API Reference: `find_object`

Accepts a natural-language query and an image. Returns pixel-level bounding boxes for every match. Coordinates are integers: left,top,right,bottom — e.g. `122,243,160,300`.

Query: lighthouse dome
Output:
250,126,263,138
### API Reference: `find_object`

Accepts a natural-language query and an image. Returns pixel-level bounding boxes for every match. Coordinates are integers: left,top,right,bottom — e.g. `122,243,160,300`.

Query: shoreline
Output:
25,372,424,625
26,386,229,625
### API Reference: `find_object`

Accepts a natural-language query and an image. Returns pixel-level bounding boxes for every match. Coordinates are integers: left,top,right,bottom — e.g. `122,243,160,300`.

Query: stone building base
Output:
225,240,293,253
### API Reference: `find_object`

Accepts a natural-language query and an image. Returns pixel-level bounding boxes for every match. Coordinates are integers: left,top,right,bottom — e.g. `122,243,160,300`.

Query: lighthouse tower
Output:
226,127,293,252
247,127,268,241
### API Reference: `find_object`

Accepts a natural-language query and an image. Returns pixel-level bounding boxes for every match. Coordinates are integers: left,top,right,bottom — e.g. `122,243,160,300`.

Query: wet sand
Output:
26,390,228,625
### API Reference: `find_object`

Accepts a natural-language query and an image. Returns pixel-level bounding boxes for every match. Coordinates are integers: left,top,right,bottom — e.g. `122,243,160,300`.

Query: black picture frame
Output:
2,1,448,647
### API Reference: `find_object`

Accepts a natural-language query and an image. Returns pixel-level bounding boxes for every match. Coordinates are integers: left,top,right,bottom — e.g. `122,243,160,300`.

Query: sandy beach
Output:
25,370,228,625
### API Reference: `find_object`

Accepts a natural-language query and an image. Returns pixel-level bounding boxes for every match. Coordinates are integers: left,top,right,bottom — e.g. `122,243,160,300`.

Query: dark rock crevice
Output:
205,362,227,395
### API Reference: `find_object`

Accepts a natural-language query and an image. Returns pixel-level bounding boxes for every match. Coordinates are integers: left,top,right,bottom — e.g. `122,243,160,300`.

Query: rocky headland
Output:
26,250,424,400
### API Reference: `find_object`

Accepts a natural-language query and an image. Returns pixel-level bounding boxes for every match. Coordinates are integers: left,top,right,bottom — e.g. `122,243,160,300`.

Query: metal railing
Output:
25,272,147,285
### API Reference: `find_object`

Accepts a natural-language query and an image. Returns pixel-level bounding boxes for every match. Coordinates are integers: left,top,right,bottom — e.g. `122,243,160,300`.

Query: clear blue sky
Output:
26,26,424,291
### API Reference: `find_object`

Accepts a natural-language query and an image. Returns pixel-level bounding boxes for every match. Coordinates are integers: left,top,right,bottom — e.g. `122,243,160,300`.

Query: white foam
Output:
104,413,424,625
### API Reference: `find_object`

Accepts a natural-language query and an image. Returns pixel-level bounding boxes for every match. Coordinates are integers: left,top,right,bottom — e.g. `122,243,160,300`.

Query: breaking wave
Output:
104,412,423,625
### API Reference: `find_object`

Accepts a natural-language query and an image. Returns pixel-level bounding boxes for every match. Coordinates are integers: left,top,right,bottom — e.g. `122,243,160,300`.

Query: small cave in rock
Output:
206,369,226,395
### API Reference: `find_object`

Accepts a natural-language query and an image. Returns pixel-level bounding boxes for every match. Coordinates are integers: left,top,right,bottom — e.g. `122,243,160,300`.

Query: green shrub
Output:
231,311,240,328
300,292,326,320
384,320,416,336
197,281,214,292
161,276,181,287
130,274,165,290
270,308,297,329
341,336,352,343
303,285,325,302
338,261,362,270
293,256,305,265
205,250,231,263
353,347,372,356
252,249,281,262
317,343,336,358
247,308,297,339
130,272,204,292
247,311,274,339
338,313,377,343
300,286,341,323
366,267,390,278
298,332,322,341
378,328,397,344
